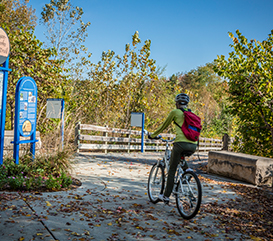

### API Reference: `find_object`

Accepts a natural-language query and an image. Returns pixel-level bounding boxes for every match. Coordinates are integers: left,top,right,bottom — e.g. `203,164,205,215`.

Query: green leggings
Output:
164,142,197,197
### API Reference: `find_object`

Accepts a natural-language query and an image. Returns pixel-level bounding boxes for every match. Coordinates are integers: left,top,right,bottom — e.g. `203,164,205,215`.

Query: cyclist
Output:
148,93,198,204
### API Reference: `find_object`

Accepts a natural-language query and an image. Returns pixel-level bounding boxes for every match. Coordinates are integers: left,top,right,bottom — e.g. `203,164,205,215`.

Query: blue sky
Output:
28,0,273,78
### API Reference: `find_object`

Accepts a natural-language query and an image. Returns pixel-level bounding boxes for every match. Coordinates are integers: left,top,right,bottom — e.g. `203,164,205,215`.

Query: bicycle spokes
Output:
175,171,202,220
148,163,165,204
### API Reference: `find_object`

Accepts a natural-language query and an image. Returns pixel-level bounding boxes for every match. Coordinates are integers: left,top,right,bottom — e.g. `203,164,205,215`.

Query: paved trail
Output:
0,152,253,241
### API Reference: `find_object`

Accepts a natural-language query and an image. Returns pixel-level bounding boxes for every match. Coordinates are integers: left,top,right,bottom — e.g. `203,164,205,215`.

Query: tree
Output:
214,30,273,157
0,0,37,32
7,27,67,130
170,64,232,138
0,0,66,130
72,31,159,128
41,0,91,79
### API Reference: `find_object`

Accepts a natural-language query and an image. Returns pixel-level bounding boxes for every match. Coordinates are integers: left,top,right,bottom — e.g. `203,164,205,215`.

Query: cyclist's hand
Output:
148,134,161,140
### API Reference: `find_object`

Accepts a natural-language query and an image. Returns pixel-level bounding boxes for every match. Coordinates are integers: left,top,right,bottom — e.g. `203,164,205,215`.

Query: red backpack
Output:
174,108,202,141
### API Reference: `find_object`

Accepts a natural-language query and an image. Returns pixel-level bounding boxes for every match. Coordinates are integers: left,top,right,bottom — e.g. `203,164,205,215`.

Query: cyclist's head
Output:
175,93,189,106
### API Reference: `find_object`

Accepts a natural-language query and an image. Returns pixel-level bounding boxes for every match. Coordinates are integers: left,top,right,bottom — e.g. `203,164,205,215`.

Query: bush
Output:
0,151,74,191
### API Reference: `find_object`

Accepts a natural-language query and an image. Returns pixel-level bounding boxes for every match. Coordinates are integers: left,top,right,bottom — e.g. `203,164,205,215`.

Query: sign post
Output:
46,98,65,150
13,77,38,164
0,27,10,165
131,112,145,153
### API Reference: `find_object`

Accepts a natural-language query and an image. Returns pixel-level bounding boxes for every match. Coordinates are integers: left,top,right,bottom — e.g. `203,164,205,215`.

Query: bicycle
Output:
146,132,202,220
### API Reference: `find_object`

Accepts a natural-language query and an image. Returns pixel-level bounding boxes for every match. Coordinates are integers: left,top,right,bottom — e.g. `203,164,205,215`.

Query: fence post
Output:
104,125,108,154
75,122,80,153
127,131,131,153
222,133,229,151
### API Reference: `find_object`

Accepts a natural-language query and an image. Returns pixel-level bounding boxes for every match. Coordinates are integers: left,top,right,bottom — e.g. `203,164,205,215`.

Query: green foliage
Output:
45,172,72,190
0,151,73,191
168,64,233,138
1,0,233,158
214,30,273,157
0,0,37,32
6,26,67,130
41,0,91,78
73,31,159,128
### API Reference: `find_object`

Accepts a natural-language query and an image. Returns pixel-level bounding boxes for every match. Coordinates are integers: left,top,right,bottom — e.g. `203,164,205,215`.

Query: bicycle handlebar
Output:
144,129,175,142
160,137,176,143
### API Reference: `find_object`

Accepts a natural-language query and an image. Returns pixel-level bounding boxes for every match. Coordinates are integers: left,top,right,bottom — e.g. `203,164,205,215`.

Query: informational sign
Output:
131,112,145,153
131,112,144,127
0,27,10,65
46,98,65,150
17,79,37,137
46,99,62,118
14,76,38,164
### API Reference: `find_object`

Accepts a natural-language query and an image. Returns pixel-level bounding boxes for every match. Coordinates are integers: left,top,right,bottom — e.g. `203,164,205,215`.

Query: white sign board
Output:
131,112,143,127
46,99,62,118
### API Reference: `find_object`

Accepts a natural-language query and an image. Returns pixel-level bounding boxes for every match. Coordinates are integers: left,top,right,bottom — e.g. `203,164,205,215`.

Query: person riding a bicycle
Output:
148,93,198,204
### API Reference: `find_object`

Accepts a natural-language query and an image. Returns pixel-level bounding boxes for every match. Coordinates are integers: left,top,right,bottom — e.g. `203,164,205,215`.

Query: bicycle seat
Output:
181,151,194,157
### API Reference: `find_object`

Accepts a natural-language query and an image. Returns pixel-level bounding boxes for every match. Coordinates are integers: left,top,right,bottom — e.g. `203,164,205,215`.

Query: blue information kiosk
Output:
0,27,11,165
13,77,38,164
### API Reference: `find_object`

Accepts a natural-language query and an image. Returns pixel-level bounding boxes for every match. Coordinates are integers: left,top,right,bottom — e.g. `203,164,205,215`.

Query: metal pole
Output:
0,57,10,164
141,113,145,153
61,99,64,151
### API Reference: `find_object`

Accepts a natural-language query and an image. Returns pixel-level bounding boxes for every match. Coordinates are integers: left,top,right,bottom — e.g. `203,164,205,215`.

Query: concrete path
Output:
0,152,253,241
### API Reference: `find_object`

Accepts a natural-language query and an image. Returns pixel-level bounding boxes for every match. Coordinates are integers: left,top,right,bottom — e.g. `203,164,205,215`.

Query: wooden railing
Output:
75,123,223,153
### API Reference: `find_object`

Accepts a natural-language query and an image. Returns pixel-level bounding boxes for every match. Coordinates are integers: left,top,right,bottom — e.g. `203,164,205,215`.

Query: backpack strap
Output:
174,121,181,129
174,108,189,128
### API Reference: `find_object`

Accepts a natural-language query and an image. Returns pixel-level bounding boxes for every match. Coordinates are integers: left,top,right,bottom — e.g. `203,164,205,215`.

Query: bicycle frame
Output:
155,137,194,197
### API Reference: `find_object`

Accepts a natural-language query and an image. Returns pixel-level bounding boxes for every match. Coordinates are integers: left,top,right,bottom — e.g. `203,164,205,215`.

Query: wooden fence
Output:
75,123,224,153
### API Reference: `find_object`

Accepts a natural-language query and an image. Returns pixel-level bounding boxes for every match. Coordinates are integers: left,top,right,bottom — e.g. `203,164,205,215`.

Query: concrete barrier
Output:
3,130,42,157
208,151,273,186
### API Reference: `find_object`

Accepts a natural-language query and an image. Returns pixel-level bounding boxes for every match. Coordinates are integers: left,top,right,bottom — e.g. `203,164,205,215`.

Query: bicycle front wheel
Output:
147,163,165,204
175,171,202,219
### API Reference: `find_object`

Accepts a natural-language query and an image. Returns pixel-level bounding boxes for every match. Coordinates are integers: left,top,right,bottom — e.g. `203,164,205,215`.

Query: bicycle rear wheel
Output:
175,171,202,219
147,163,165,204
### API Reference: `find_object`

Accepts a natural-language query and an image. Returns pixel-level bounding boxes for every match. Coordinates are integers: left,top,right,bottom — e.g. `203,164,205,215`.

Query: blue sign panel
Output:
17,78,37,137
0,71,3,121
14,77,38,164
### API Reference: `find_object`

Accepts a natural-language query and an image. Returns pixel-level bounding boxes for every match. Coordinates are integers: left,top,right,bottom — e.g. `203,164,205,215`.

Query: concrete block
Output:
3,130,42,157
208,151,273,186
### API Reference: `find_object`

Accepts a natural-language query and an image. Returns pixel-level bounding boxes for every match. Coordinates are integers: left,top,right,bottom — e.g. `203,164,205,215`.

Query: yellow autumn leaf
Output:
46,201,52,207
250,236,262,241
107,222,112,226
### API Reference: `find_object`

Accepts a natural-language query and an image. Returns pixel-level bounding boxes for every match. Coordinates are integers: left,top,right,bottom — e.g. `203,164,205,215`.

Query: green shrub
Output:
0,150,74,191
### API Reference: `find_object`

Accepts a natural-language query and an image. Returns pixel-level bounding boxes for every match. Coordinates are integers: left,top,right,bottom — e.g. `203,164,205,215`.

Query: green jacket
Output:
150,108,197,144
